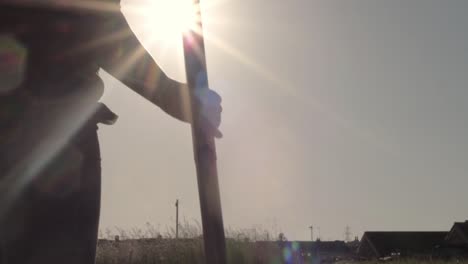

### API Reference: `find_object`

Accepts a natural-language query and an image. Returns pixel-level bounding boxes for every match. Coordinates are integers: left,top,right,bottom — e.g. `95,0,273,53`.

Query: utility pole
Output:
175,199,179,239
344,225,351,242
309,225,313,241
183,0,227,263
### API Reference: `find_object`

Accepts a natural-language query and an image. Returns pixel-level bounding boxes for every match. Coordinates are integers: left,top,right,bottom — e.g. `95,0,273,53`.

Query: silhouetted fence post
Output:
176,199,179,239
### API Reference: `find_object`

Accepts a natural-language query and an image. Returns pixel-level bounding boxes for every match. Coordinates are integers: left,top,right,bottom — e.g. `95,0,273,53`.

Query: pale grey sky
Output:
98,0,468,241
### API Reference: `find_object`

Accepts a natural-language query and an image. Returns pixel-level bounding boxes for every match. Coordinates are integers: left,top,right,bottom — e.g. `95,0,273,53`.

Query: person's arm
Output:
98,10,191,123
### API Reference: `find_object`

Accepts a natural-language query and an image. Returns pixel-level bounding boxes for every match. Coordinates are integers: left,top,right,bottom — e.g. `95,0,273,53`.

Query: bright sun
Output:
135,0,198,44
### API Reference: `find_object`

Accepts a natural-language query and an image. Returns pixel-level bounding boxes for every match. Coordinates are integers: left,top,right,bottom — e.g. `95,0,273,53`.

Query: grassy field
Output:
358,261,468,264
96,222,274,264
96,239,468,264
96,224,468,264
96,238,264,264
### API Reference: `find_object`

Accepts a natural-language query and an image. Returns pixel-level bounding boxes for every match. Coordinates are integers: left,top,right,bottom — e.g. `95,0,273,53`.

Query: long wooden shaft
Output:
182,1,227,263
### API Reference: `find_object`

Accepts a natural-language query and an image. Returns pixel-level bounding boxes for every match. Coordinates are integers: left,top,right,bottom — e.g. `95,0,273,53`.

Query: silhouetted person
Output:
0,1,222,263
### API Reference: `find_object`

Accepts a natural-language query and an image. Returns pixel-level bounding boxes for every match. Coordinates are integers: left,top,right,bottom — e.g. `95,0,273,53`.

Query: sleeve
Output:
95,5,191,123
97,7,170,105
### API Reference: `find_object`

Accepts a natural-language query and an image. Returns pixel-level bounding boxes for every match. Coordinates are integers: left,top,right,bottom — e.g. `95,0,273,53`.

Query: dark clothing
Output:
0,128,102,264
0,2,121,263
0,4,112,92
0,80,114,264
0,2,130,97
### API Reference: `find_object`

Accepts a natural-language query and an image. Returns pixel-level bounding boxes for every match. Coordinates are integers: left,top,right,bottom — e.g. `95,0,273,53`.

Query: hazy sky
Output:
97,0,468,241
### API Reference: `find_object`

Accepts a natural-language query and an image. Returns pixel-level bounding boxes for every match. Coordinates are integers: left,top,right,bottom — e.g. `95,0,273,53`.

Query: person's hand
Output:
193,88,223,138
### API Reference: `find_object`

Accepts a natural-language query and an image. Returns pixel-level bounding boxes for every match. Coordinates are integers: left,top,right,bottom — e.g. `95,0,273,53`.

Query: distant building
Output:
357,231,447,259
299,240,353,262
346,236,361,254
434,220,468,259
446,220,468,246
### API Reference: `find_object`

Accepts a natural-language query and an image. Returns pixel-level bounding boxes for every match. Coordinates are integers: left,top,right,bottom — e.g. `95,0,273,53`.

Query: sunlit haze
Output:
98,0,468,241
124,0,198,45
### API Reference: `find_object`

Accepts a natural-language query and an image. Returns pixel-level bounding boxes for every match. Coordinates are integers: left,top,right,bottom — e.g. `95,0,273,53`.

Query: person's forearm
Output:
122,68,192,123
98,11,191,122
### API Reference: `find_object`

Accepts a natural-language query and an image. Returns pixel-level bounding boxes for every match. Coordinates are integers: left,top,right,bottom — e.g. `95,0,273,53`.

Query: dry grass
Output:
356,261,468,264
96,223,467,264
96,240,468,264
96,221,276,264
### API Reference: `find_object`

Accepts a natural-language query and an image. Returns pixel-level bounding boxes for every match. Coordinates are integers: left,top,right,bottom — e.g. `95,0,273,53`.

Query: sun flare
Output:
133,0,199,44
